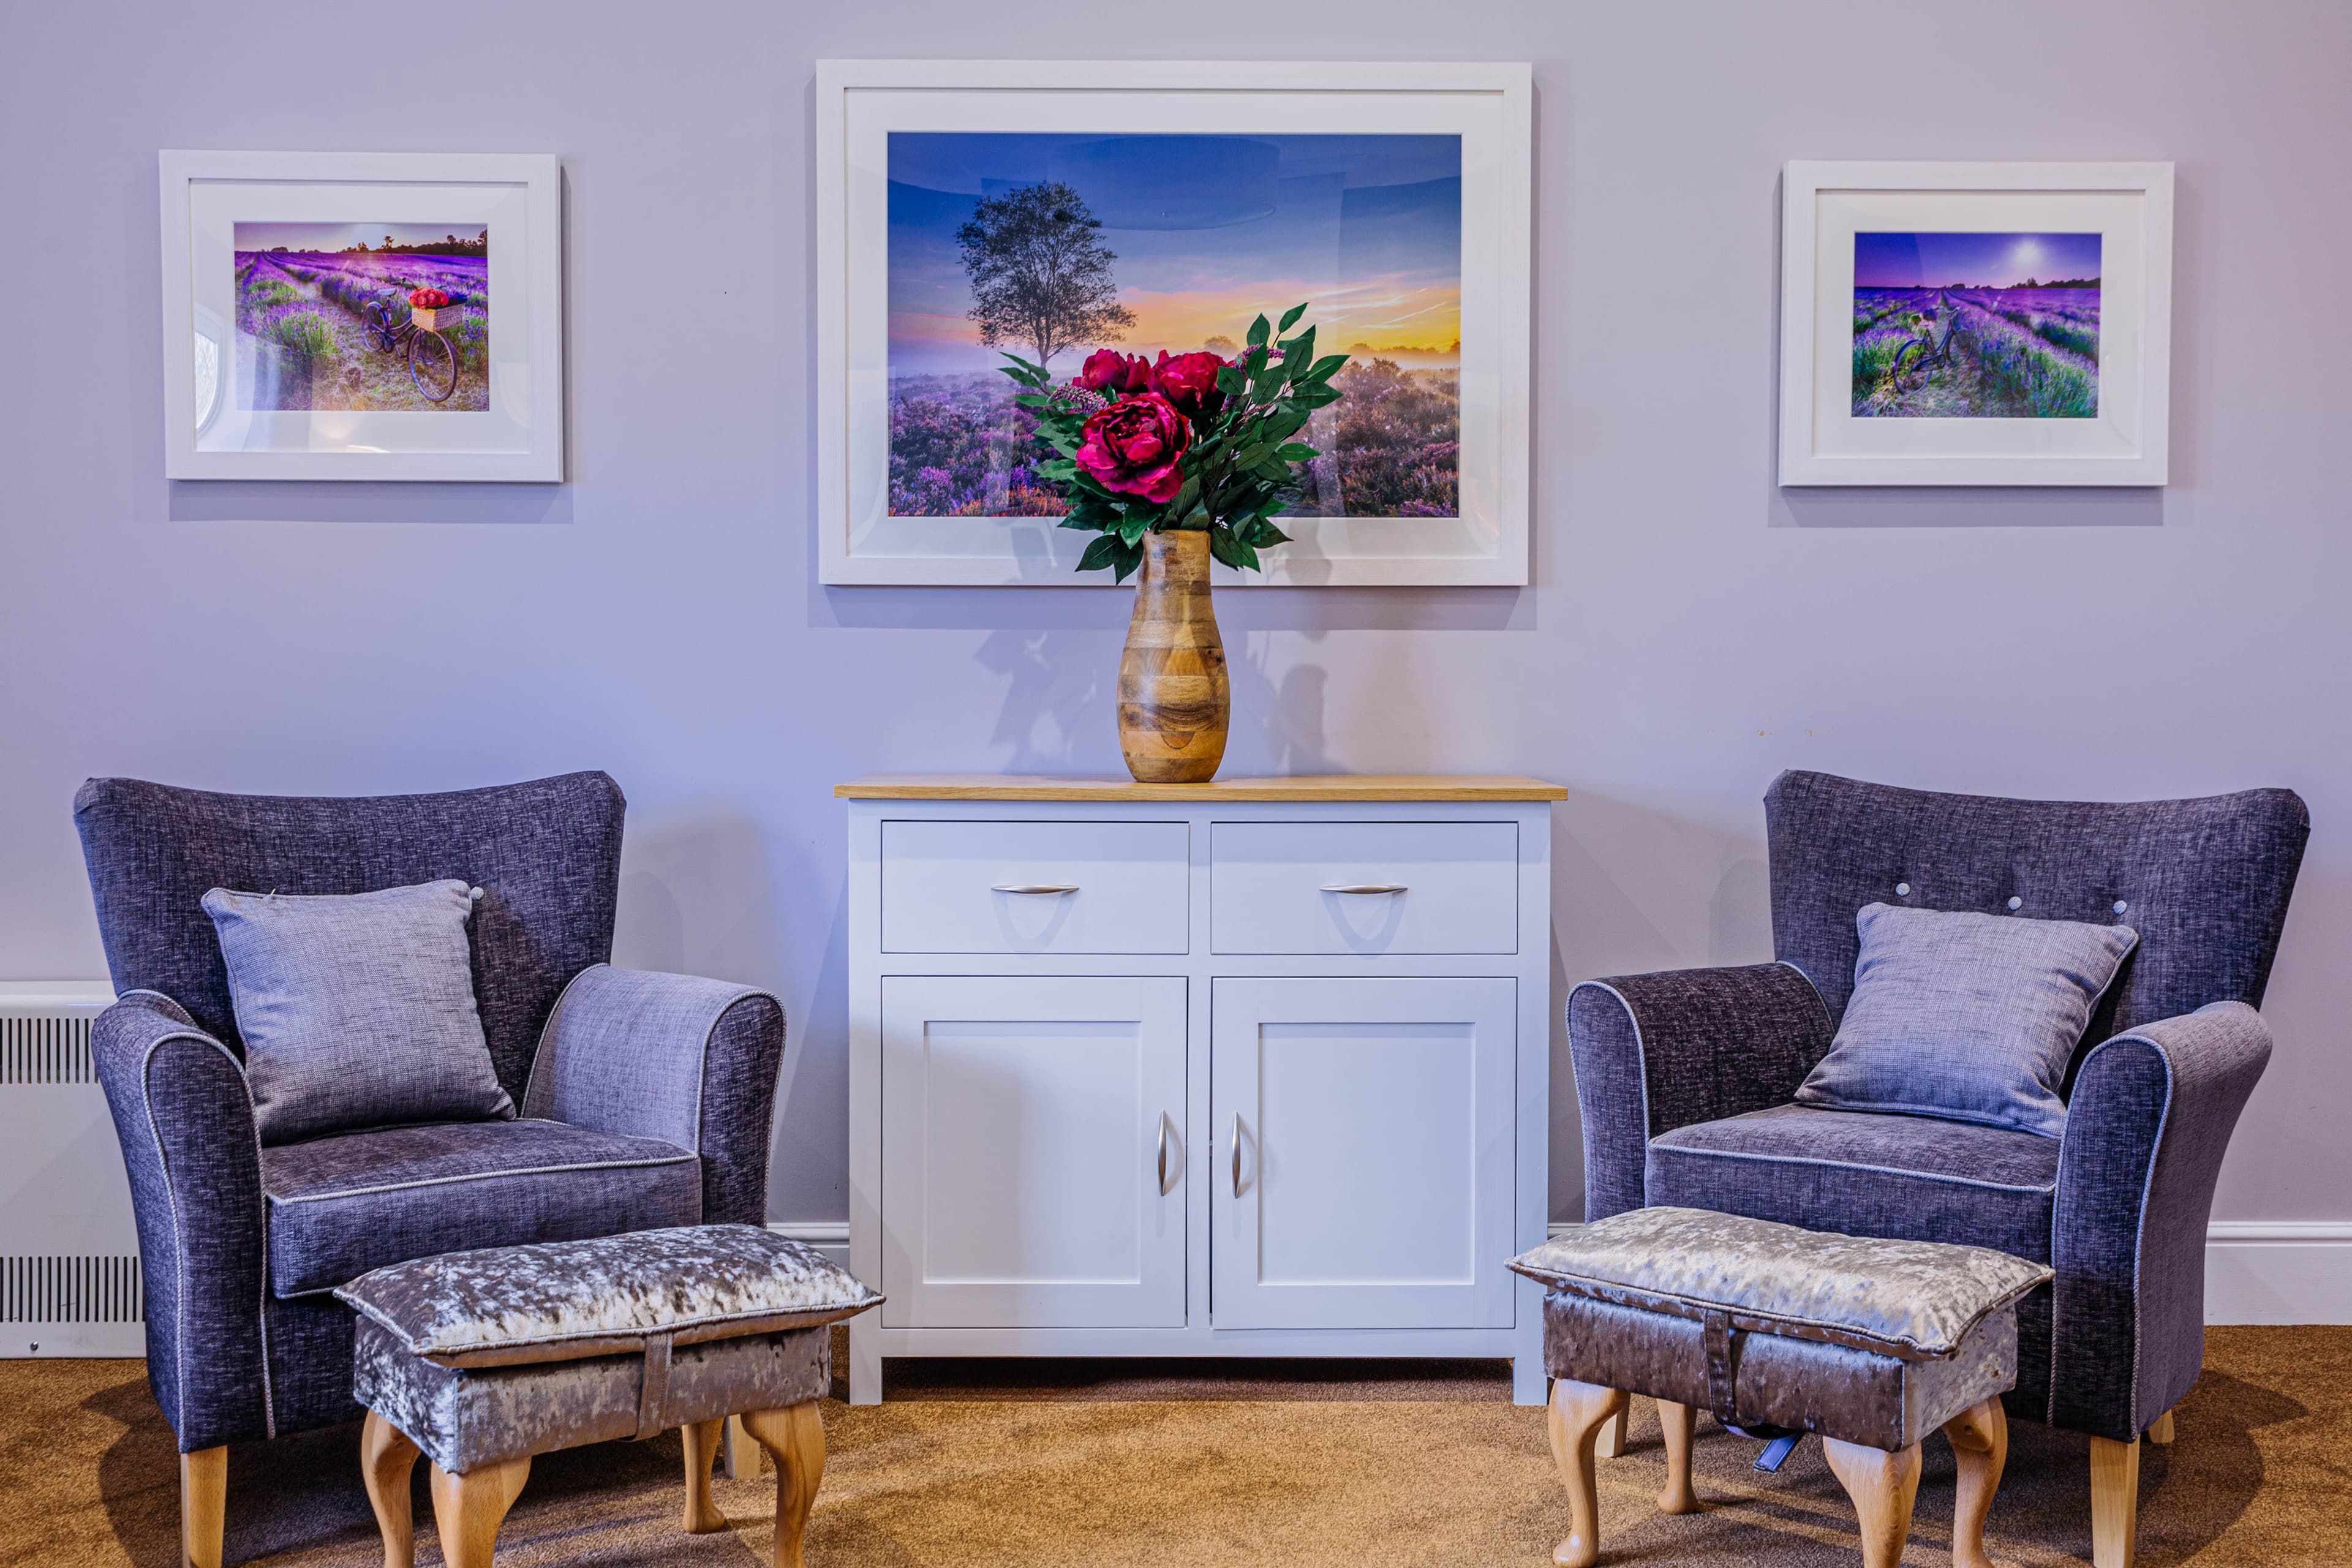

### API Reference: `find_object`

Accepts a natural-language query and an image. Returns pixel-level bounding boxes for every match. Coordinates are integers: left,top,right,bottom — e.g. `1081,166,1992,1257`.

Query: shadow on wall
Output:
1548,788,1777,1222
167,481,572,526
1770,484,2163,529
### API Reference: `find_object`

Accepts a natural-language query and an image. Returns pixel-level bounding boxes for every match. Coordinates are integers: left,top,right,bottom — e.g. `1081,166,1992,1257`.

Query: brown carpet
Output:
6,1327,2348,1566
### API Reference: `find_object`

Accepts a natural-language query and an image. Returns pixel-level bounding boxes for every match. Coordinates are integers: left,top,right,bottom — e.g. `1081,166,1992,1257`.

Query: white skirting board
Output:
1544,1221,2352,1325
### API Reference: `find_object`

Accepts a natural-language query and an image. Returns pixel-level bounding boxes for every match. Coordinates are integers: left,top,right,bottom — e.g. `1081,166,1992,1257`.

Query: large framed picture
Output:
1778,160,2173,487
815,60,1532,586
159,151,562,482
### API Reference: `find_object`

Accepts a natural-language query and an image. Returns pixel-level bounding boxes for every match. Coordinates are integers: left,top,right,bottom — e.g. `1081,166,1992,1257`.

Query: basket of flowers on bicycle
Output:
408,287,460,331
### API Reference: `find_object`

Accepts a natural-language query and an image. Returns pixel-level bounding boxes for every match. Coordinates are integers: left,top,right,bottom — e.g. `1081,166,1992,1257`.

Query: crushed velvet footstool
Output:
1509,1207,2052,1568
336,1224,881,1568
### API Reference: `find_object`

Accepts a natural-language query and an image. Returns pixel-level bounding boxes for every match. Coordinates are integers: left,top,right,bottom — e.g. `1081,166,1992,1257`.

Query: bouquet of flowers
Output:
998,303,1348,581
409,287,451,309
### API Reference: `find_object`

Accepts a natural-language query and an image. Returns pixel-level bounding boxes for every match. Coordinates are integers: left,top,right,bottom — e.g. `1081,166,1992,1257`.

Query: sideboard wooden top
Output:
835,774,1569,803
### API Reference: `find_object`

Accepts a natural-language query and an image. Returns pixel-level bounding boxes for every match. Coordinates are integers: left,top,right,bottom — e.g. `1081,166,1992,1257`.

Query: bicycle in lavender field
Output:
1886,290,1961,396
359,295,461,403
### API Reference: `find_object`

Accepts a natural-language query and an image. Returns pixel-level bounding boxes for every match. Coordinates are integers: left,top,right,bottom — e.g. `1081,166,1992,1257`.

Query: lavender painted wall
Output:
2,2,2345,1228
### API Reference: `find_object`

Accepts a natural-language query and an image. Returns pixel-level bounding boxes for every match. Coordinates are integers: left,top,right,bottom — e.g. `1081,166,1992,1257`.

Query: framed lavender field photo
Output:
816,61,1532,586
1779,162,2173,486
160,152,562,481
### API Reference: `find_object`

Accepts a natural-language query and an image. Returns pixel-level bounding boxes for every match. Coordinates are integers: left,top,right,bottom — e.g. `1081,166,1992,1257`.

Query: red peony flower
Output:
410,287,451,308
1075,348,1152,394
1149,350,1227,419
1076,393,1190,502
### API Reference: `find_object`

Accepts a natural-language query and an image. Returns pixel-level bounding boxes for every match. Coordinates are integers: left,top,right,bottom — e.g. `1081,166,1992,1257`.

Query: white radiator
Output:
0,982,143,1357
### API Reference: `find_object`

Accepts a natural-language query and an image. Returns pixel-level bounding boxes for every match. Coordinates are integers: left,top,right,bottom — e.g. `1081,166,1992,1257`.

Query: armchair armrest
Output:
1567,963,1833,1220
90,992,272,1452
2051,1001,2272,1441
524,965,786,1225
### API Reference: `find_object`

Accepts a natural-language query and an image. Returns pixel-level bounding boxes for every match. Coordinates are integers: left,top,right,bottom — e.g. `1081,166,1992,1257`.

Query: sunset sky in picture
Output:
888,132,1462,375
233,221,486,252
1854,232,2102,290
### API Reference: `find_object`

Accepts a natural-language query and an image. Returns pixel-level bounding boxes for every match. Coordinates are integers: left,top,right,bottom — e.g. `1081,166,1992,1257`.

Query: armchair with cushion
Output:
75,771,787,1568
1568,770,2306,1568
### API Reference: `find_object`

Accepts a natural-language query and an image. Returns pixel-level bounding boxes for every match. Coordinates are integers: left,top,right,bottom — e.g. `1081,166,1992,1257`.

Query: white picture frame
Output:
815,60,1532,586
1777,160,2173,487
159,150,563,483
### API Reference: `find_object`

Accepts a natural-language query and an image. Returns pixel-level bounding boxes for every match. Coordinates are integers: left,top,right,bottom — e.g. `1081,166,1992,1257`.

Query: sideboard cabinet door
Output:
1210,977,1516,1330
880,975,1187,1329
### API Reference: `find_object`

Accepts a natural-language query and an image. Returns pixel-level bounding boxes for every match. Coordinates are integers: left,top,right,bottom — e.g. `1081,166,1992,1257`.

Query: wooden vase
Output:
1118,528,1229,783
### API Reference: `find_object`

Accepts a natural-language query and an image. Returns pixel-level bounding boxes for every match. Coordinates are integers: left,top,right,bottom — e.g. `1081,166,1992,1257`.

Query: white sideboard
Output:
840,774,1564,1405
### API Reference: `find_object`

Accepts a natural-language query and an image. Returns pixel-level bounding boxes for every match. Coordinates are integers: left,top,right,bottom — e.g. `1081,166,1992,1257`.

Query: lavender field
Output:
232,242,488,412
886,358,1460,518
1852,286,2099,418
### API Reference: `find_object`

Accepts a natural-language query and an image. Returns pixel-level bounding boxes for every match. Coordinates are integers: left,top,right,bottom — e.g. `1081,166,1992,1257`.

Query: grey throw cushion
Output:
1795,902,2138,1137
203,880,514,1144
1508,1206,2051,1362
336,1224,883,1368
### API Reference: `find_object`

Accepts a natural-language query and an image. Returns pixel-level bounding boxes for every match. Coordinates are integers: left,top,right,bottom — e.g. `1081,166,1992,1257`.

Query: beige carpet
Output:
6,1327,2348,1566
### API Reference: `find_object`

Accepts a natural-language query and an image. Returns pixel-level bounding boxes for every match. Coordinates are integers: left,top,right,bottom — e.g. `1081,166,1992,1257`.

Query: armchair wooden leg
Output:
1656,1399,1700,1514
1942,1395,2007,1568
742,1401,826,1568
1822,1437,1922,1568
180,1446,226,1568
428,1455,531,1568
682,1419,728,1533
2090,1435,2140,1568
361,1412,422,1568
722,1412,766,1479
1546,1378,1628,1568
2146,1409,2175,1446
1593,1401,1629,1459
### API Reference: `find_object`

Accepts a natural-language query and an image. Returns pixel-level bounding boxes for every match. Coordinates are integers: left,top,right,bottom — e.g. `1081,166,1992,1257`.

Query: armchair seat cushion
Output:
262,1120,702,1297
1646,1103,2060,1262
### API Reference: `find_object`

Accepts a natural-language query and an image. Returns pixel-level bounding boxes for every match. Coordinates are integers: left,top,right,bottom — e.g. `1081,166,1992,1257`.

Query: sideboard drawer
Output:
882,820,1189,954
1210,821,1517,954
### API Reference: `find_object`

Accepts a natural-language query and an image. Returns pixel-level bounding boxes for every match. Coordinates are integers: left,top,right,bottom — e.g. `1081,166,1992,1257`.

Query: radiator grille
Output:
2,1255,143,1324
2,1014,96,1084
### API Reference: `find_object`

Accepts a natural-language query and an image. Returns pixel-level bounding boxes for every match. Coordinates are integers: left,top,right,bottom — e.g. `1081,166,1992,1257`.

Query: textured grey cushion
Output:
336,1223,881,1369
1795,903,2138,1137
204,880,514,1144
1509,1206,2051,1362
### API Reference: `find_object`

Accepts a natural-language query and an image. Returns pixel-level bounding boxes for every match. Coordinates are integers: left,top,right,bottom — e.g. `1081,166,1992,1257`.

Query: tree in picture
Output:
956,183,1137,371
998,304,1348,782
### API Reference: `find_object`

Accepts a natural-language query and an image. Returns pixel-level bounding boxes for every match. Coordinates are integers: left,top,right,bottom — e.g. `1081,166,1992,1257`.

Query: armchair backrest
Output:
1764,771,2307,1039
74,772,625,1104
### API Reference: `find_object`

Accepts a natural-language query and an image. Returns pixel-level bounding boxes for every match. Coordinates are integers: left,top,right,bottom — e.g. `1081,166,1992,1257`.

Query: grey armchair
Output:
1568,770,2306,1567
74,771,787,1568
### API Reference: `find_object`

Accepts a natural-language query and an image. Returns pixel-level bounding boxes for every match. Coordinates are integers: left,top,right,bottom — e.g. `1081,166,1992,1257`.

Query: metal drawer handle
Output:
1231,1112,1243,1197
1156,1114,1174,1196
991,883,1079,895
1321,883,1407,895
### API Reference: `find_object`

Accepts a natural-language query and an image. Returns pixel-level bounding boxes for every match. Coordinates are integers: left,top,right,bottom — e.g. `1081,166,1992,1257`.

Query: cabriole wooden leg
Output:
1593,1401,1629,1460
1656,1399,1700,1514
361,1412,422,1568
180,1446,226,1568
1546,1378,1628,1568
743,1401,826,1568
2090,1434,2141,1568
2146,1409,2175,1446
682,1419,728,1533
1822,1436,1922,1568
428,1455,531,1568
1942,1396,2007,1568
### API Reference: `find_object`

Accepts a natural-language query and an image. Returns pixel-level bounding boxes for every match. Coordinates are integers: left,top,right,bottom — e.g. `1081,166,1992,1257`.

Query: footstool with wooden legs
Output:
336,1224,881,1567
1509,1208,2051,1568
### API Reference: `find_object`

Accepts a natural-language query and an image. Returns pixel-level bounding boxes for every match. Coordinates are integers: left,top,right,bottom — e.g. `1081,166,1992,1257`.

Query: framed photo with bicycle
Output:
1778,160,2173,486
159,151,563,482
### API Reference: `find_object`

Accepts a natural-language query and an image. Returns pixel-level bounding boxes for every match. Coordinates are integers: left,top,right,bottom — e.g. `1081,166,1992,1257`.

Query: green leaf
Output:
1207,527,1248,570
1291,383,1343,409
1303,353,1350,383
1250,355,1286,401
1170,475,1201,519
1281,326,1316,380
1215,366,1247,397
1110,541,1146,584
1274,442,1317,462
1246,313,1270,349
1277,302,1308,334
1076,535,1125,573
1117,511,1154,546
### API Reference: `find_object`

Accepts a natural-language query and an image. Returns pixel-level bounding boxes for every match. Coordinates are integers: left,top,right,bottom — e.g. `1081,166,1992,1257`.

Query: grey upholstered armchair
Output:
1568,770,2306,1568
74,771,786,1568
